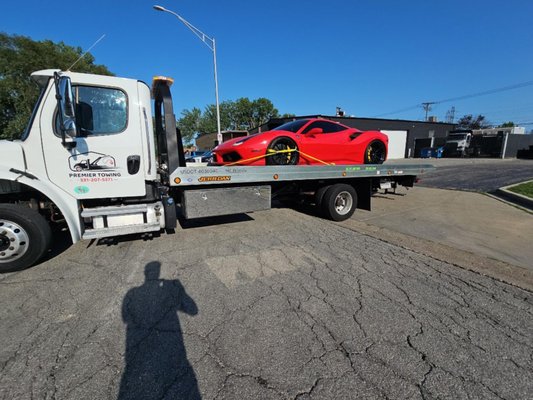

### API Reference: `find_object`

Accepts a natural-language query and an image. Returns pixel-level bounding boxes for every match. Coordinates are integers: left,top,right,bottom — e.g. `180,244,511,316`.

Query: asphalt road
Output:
1,208,532,399
411,158,533,192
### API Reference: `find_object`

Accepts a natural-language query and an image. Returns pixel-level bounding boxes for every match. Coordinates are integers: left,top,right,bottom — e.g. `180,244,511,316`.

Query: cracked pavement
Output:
1,207,532,399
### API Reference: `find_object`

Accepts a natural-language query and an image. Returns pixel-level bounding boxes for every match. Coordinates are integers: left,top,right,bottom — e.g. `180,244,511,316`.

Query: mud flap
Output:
163,196,177,229
355,179,372,211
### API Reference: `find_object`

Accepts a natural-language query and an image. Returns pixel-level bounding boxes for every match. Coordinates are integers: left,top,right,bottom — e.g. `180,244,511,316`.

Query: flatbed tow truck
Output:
0,70,434,272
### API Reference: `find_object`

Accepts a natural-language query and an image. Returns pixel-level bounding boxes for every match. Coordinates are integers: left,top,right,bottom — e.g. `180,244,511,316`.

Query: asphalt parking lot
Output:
387,157,533,192
1,159,533,400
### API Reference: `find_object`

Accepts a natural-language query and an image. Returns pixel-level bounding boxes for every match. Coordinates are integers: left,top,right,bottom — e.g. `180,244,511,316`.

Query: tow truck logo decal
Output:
68,151,122,184
68,151,117,172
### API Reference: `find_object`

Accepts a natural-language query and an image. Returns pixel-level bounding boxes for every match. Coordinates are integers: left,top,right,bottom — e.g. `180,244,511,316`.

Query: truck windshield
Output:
448,134,467,140
20,85,47,141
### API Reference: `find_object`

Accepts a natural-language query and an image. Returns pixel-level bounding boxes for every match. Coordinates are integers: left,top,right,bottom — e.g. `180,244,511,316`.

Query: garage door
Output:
380,130,407,159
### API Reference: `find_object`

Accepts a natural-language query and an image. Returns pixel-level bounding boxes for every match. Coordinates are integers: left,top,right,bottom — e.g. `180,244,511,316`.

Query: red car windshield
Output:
272,119,310,133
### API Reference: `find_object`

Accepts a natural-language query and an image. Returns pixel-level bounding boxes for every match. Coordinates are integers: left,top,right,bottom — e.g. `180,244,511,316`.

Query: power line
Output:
374,79,533,118
373,104,421,118
434,80,533,104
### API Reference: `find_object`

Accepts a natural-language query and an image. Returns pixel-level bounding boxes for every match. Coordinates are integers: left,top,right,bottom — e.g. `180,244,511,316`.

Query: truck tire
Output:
0,204,52,273
321,184,357,221
314,185,331,210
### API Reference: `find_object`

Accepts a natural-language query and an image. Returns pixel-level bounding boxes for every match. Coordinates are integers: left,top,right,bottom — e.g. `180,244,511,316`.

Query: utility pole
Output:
422,102,435,121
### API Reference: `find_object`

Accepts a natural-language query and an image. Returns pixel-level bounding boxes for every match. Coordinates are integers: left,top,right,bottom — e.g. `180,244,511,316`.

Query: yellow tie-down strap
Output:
225,147,334,166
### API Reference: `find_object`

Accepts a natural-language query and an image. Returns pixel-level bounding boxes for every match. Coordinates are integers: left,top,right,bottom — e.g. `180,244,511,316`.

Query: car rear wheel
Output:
364,140,386,164
266,137,299,165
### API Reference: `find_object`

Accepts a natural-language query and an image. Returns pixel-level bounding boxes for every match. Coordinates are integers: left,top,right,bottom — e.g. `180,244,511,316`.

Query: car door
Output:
40,75,146,199
299,121,350,164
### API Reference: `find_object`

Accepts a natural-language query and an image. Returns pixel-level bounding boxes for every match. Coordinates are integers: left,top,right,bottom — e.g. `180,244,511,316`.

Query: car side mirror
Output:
306,127,324,135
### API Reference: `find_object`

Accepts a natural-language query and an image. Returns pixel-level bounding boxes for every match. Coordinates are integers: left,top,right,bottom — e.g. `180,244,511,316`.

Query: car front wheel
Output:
266,137,299,165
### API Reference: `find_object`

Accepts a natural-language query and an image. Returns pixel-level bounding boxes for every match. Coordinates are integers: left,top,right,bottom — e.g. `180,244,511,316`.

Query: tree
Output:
178,97,281,140
251,98,279,129
456,114,490,129
499,121,515,128
232,97,254,130
198,101,236,135
176,107,202,145
0,33,113,140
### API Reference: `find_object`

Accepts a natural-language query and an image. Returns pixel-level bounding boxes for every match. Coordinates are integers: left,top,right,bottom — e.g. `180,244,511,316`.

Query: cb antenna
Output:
67,34,106,71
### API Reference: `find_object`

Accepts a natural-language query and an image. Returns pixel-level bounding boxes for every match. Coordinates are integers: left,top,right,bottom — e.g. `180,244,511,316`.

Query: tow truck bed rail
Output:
170,163,435,186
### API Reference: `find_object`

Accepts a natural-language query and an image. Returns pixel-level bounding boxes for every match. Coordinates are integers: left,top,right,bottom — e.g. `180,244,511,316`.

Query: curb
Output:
494,180,533,211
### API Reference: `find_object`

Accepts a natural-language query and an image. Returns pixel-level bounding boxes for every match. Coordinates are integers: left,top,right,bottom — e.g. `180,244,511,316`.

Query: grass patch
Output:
509,181,533,199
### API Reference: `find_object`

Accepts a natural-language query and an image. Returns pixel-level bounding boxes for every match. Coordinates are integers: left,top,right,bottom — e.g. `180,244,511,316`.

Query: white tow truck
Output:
0,70,434,272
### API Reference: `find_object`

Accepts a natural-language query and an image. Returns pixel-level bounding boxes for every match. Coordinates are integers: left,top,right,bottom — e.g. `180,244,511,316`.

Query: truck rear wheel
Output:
320,184,358,221
0,204,52,273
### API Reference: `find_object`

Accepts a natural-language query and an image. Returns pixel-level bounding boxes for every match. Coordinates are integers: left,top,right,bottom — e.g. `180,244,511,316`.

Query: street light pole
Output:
212,38,222,145
153,5,222,144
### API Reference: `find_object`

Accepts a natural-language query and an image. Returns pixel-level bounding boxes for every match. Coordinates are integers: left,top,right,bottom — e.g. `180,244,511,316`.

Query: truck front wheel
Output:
0,204,52,273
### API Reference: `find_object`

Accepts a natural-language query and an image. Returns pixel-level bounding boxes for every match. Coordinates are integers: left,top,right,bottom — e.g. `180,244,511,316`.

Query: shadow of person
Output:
118,262,201,400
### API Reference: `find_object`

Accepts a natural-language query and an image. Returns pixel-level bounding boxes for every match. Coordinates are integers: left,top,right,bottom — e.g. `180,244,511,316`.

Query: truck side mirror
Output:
54,73,77,147
59,77,75,118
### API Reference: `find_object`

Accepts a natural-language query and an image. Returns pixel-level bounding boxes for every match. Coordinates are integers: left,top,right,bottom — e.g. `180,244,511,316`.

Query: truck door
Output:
40,75,147,199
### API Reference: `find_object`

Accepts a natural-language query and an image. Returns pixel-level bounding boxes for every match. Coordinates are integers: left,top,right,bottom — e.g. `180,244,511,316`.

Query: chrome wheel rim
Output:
0,220,29,263
334,191,353,215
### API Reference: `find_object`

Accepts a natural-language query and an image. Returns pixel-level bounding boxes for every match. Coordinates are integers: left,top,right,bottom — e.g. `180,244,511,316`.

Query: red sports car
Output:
211,118,388,166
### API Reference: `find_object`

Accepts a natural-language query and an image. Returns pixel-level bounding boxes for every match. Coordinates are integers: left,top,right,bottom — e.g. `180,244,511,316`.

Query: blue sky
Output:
2,0,533,127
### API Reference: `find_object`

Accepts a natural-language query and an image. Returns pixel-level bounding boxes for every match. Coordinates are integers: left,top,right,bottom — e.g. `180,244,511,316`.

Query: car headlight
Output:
233,136,252,146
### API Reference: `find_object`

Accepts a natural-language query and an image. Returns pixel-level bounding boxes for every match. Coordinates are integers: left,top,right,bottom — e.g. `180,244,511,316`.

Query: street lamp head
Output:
153,5,166,12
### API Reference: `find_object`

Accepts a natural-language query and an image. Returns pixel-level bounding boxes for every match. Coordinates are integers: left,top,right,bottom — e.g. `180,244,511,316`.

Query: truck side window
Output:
54,85,128,136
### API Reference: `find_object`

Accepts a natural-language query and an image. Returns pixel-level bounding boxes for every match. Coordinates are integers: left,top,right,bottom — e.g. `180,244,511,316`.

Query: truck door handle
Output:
127,155,141,175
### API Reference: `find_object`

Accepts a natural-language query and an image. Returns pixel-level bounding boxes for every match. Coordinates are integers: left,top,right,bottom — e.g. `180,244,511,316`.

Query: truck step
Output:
81,204,149,218
82,222,162,240
81,202,164,240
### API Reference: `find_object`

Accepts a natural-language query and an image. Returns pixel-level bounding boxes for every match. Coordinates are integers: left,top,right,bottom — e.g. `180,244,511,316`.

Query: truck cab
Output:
0,70,176,271
444,129,473,157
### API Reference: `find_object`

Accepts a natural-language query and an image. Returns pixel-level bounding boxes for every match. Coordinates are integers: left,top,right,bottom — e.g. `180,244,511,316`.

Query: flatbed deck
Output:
170,163,436,186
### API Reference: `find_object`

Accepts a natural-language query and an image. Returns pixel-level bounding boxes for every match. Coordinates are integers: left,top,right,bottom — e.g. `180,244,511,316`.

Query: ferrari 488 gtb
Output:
211,118,388,166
